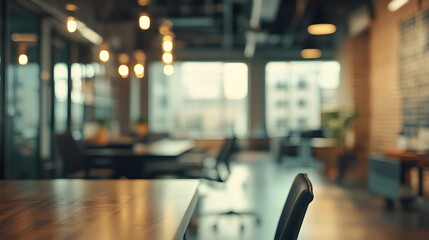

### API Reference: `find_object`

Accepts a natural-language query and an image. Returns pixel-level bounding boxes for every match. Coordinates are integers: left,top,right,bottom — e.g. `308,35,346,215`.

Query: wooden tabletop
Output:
384,149,429,167
0,179,199,240
85,139,195,159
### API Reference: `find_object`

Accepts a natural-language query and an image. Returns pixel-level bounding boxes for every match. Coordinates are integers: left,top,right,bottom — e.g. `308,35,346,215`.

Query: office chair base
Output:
203,210,261,232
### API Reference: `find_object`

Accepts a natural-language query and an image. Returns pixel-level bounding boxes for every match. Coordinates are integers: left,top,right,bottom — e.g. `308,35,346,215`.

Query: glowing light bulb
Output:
118,64,129,78
163,65,174,76
139,14,150,30
307,24,336,35
67,16,77,33
300,49,322,59
163,40,173,52
134,64,145,78
18,54,28,65
99,50,109,62
162,52,173,64
65,3,78,11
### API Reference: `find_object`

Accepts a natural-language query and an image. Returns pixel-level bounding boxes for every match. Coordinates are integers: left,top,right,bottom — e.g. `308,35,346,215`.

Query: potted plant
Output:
135,115,149,136
321,109,358,181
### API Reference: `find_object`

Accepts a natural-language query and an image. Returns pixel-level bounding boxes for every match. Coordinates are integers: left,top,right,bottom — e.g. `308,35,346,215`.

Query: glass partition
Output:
5,2,40,178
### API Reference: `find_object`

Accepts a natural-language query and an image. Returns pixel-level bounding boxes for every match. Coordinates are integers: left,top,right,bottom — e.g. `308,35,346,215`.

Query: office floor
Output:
189,151,429,240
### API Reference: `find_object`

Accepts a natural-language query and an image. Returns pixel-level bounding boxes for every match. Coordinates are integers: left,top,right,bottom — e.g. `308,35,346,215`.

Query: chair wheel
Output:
212,224,218,231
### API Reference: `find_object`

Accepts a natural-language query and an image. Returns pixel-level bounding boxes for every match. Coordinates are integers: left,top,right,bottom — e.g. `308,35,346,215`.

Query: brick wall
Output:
370,0,429,153
370,0,429,196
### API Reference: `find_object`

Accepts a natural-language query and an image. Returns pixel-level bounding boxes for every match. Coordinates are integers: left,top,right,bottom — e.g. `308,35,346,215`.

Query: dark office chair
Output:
274,173,314,240
53,132,113,178
180,137,261,231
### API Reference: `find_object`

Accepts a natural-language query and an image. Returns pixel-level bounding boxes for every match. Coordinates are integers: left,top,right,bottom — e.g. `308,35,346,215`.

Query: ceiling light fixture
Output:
18,54,28,65
137,0,150,7
139,13,150,30
307,4,336,36
162,40,173,52
300,48,322,59
18,43,28,65
307,24,336,35
67,16,77,33
99,50,109,62
163,64,174,76
118,53,130,78
65,2,78,33
99,43,110,62
162,52,173,64
387,0,409,12
134,64,145,78
118,65,129,78
65,3,78,11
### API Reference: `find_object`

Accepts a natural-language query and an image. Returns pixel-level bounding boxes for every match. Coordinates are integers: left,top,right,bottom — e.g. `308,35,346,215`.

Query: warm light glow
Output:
65,3,78,11
388,0,409,12
139,14,150,30
134,64,145,78
162,40,173,52
99,50,109,62
137,0,150,6
300,49,322,59
18,54,28,65
67,16,77,33
307,24,336,35
118,53,129,64
163,35,173,41
162,53,173,64
163,65,174,76
133,50,146,62
118,64,129,78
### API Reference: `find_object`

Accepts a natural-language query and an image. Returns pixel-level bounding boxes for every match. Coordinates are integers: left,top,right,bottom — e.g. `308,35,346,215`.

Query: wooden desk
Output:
0,179,199,240
85,139,195,178
384,150,429,196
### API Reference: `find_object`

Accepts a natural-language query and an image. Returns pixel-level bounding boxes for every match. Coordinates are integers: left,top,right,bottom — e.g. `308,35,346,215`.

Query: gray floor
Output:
189,151,429,240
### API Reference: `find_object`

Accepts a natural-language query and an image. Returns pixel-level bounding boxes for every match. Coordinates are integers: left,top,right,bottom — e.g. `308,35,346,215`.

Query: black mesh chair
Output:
53,132,113,178
274,173,314,240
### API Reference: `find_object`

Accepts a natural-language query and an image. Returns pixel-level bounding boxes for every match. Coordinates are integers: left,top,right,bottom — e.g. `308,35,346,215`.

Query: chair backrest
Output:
53,132,85,177
274,173,314,240
215,137,237,182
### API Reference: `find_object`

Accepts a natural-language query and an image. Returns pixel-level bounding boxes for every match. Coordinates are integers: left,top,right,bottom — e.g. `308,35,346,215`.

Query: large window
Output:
265,61,340,137
149,62,248,138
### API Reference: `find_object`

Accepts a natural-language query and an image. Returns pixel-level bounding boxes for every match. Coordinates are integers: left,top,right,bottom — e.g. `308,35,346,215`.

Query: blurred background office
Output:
1,0,429,239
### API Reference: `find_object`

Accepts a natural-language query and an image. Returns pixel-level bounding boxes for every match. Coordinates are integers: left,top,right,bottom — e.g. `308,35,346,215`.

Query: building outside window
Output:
149,62,248,138
265,61,340,137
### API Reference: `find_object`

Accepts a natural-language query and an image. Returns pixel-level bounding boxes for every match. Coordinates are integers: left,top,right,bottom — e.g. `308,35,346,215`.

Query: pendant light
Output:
307,5,336,35
65,2,78,33
118,53,130,78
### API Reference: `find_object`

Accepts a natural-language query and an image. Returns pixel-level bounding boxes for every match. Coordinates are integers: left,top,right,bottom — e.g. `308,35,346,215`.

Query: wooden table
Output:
384,150,429,196
85,139,195,178
0,179,199,240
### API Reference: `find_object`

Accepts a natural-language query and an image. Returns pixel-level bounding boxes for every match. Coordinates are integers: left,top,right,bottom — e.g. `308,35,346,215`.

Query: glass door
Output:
5,2,41,178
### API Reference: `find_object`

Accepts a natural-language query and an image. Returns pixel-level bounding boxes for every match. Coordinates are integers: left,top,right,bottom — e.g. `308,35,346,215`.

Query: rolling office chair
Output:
53,132,113,178
177,137,261,231
274,173,314,240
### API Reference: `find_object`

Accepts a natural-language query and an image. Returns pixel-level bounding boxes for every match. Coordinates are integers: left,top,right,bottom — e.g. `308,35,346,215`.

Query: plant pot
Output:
136,122,148,136
94,126,109,145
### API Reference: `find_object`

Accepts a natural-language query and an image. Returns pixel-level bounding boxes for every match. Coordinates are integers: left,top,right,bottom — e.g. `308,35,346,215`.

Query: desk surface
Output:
0,179,199,240
85,139,195,159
